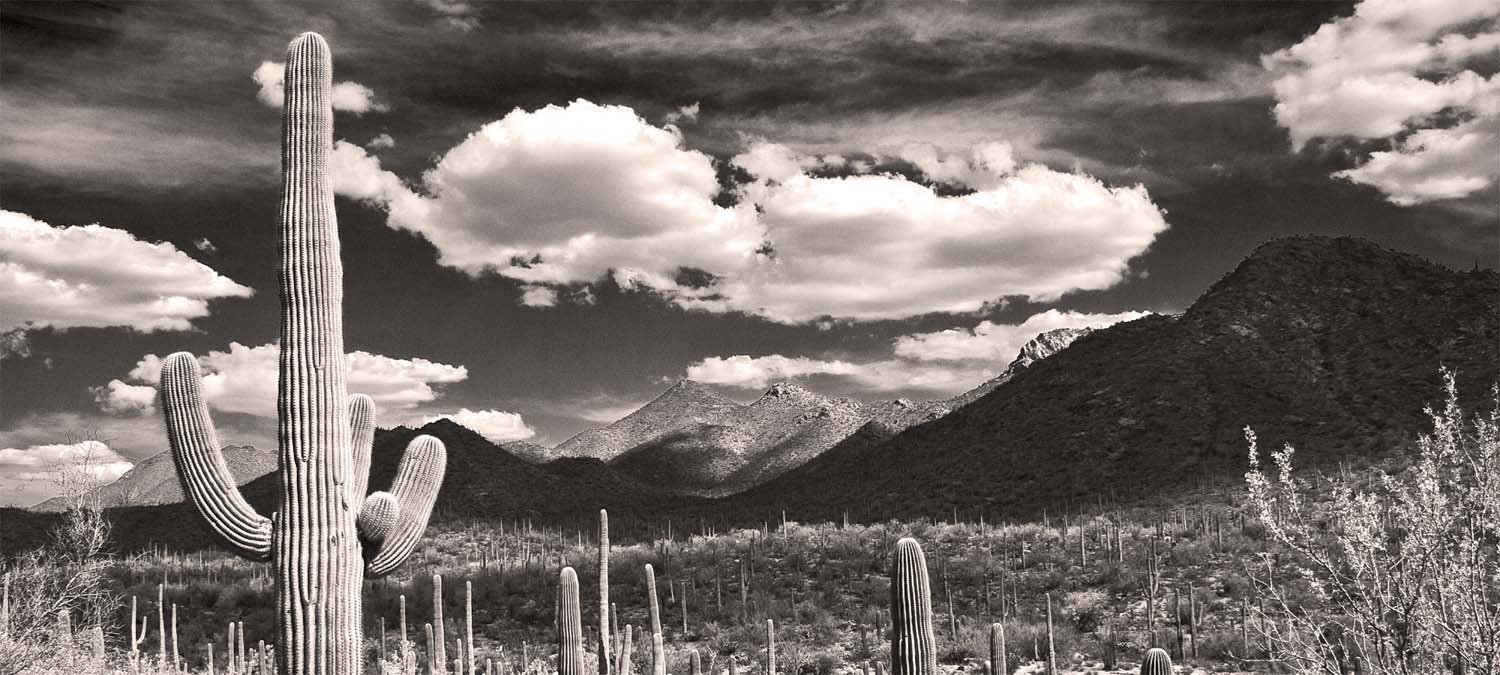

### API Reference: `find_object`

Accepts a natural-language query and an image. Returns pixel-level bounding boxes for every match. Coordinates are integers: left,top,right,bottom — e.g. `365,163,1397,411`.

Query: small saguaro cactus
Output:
1140,647,1172,675
689,649,701,675
889,538,937,675
158,31,446,675
559,567,585,675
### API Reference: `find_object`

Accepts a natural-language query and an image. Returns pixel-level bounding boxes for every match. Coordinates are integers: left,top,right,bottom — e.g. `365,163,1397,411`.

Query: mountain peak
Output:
754,381,829,407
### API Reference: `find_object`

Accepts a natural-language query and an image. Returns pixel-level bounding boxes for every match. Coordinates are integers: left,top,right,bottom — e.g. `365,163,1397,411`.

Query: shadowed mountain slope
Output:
726,237,1500,521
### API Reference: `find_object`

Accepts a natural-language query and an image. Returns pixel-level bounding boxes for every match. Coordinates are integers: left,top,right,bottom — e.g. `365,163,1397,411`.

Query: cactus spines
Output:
766,619,776,675
988,623,1006,675
889,538,937,675
158,30,445,675
434,574,448,673
467,581,476,675
559,567,585,675
426,623,437,675
619,624,633,675
646,565,666,675
599,510,611,675
1140,647,1172,675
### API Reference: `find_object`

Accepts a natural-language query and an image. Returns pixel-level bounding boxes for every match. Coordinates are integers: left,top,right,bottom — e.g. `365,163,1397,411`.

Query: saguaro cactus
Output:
600,510,611,675
988,623,1006,675
646,565,666,675
766,619,776,675
559,568,585,675
159,32,446,675
889,538,937,675
1140,647,1172,675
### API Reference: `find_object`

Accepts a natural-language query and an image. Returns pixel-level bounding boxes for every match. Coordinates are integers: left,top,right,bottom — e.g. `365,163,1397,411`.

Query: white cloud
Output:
367,133,396,150
193,237,217,253
664,102,701,126
686,309,1148,394
0,440,134,507
896,141,1016,187
713,143,1167,322
422,408,536,443
1264,0,1499,203
0,210,253,332
94,342,468,419
330,100,765,288
334,101,1166,323
686,354,865,390
252,61,388,114
519,285,559,307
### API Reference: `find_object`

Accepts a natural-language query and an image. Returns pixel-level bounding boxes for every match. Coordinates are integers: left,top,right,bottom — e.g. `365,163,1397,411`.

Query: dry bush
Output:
1245,370,1500,673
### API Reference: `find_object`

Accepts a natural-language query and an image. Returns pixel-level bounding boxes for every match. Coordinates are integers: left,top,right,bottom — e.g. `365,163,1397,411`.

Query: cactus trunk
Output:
889,538,937,675
600,510,611,675
559,568,585,675
159,31,446,675
646,565,665,675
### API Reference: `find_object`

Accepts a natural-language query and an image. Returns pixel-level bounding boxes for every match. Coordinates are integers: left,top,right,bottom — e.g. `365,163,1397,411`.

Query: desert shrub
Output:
1061,590,1107,635
1245,370,1500,673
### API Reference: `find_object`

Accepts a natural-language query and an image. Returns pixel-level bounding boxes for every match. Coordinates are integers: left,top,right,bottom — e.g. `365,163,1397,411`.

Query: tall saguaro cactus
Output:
159,32,446,675
646,565,666,675
559,568,585,675
889,538,937,675
599,510,611,675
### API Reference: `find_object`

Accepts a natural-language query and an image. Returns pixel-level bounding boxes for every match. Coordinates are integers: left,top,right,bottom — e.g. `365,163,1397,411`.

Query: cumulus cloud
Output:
330,100,765,289
686,309,1148,394
686,354,865,390
423,408,536,443
1265,0,1499,204
94,342,468,419
0,210,253,333
0,440,134,506
663,102,701,126
253,61,388,114
715,142,1167,322
519,285,559,307
367,133,396,150
335,101,1166,323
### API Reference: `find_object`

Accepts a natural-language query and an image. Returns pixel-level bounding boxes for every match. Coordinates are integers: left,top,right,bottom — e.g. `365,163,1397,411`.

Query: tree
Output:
1244,370,1499,674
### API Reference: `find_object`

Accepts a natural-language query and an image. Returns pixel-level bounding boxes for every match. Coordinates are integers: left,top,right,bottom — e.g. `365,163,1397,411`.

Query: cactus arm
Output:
159,352,273,561
348,393,375,501
363,435,447,576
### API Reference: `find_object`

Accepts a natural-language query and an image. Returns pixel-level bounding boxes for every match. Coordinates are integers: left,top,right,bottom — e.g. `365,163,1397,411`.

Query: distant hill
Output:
31,444,276,512
554,380,743,460
727,237,1500,522
608,383,879,495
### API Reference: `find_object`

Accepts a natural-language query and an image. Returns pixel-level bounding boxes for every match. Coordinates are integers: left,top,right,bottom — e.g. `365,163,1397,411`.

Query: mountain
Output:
30,445,276,512
946,327,1093,409
728,237,1500,522
553,380,742,460
608,383,876,495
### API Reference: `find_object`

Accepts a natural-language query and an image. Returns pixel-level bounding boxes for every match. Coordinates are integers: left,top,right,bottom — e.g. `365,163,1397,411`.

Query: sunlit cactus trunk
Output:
889,538,937,675
159,31,446,675
559,567,585,675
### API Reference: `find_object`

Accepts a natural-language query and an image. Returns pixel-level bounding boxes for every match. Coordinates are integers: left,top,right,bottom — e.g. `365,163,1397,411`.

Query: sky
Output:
1,0,1496,506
